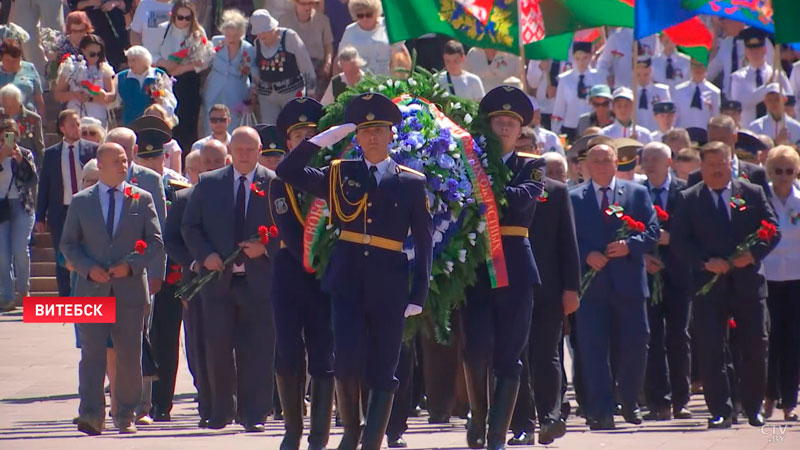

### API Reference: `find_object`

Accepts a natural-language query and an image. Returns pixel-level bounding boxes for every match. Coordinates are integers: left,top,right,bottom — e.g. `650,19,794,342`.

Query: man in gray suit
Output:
60,142,163,435
182,127,277,432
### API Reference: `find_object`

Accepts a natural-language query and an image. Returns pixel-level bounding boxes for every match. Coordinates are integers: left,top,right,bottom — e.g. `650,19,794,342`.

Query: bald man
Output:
181,127,278,431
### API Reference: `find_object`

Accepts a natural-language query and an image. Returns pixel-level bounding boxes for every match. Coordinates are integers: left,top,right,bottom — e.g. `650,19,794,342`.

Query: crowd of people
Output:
0,1,799,449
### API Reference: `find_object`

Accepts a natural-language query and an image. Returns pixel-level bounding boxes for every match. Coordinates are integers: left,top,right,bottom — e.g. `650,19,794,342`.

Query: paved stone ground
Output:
0,309,797,449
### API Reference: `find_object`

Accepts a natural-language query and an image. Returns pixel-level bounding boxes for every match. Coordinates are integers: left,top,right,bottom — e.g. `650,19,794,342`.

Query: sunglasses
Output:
82,130,98,137
85,51,101,58
591,101,610,108
175,14,192,22
209,117,228,123
356,13,374,19
773,167,796,176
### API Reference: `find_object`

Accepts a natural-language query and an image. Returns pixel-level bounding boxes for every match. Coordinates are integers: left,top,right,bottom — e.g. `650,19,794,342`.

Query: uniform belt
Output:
339,230,404,252
500,226,529,238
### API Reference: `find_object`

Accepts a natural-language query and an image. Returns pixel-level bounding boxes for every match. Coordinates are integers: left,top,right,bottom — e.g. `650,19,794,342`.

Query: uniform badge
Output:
502,103,511,110
366,113,375,121
299,114,307,122
531,168,543,182
274,198,288,214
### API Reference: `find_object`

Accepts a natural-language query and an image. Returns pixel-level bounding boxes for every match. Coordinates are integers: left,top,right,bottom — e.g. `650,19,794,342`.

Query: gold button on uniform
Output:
367,202,372,207
364,251,369,256
367,218,373,224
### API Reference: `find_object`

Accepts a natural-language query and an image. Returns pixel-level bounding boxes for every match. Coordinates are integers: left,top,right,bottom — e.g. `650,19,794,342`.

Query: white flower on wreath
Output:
476,221,487,233
464,113,473,124
468,232,477,246
458,249,467,263
433,231,443,244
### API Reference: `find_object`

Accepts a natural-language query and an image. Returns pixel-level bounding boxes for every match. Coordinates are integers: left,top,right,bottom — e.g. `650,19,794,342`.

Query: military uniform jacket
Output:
672,79,721,130
276,140,433,307
749,114,800,146
634,82,672,132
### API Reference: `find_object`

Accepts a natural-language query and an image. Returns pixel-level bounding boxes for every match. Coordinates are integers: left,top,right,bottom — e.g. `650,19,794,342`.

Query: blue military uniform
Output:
276,92,433,450
461,86,545,450
263,97,336,450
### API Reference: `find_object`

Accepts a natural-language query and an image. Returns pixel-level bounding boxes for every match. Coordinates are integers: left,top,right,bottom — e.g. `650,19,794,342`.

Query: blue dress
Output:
202,37,255,134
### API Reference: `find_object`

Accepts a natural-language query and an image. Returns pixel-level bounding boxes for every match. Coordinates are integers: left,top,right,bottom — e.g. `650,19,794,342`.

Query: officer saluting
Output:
263,98,336,450
276,93,433,450
461,86,545,450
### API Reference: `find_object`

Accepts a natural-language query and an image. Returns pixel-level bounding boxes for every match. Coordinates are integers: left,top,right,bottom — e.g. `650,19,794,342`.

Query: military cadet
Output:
577,85,615,137
266,97,336,450
748,83,800,147
600,88,653,144
614,138,646,182
552,42,605,142
633,51,672,133
651,101,677,143
652,34,690,88
460,86,545,450
720,100,744,128
708,21,775,99
597,27,659,89
673,58,721,131
276,92,433,450
730,28,793,127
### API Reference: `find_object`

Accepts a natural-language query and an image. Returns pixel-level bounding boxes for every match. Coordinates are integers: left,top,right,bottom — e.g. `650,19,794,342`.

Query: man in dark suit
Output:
569,137,659,430
687,115,769,193
164,140,229,428
34,109,97,296
182,127,277,432
671,141,780,429
640,142,693,420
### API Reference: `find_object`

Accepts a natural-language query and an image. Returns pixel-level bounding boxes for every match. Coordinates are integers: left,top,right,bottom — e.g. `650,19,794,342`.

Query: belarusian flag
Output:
80,80,102,96
168,47,190,63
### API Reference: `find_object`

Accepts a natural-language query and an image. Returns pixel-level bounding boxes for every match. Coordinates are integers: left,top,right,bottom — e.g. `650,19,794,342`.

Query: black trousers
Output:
387,340,416,440
529,290,565,424
645,282,691,410
566,313,585,410
420,311,461,420
510,347,535,434
766,279,800,409
172,71,202,156
150,281,184,416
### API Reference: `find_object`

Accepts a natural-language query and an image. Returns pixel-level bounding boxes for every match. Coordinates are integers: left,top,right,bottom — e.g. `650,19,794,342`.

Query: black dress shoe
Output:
538,419,566,445
708,416,732,429
614,403,623,416
152,412,171,422
244,423,265,432
388,436,408,448
77,420,102,436
589,416,615,431
428,413,450,424
506,431,535,445
197,418,209,428
561,402,571,420
622,406,643,425
673,406,692,419
643,407,671,421
747,413,765,427
207,420,228,430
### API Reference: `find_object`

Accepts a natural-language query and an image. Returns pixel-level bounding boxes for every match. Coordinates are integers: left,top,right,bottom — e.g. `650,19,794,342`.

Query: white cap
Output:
764,82,782,96
250,9,278,35
612,87,634,101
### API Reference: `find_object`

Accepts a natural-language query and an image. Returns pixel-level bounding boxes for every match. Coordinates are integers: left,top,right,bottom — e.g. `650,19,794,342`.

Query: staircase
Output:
30,233,59,297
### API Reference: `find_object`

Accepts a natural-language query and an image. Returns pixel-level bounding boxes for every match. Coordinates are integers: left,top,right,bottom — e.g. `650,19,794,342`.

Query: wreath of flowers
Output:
299,60,511,342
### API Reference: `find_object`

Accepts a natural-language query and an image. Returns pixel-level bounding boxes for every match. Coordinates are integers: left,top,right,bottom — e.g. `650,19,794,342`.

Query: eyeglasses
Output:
175,14,192,22
591,101,610,108
85,51,101,58
356,13,374,19
773,167,796,176
209,117,228,123
82,130,98,137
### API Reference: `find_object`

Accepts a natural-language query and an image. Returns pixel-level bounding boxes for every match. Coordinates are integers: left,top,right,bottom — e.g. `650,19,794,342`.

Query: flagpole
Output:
632,39,638,139
774,44,786,136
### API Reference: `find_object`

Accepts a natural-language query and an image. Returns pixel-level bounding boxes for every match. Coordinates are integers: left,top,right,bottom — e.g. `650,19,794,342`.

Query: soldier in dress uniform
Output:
708,21,775,99
614,139,646,182
256,124,286,171
601,88,653,144
266,97,336,450
673,58,721,131
651,101,677,143
652,34,690,88
276,92,433,450
460,86,545,450
748,83,800,147
633,51,672,133
551,42,605,142
597,28,659,89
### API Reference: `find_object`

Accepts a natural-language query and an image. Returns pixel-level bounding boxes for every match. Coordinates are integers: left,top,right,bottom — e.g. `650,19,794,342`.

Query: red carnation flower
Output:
134,240,147,255
165,270,182,285
654,205,669,222
258,225,270,244
251,182,265,196
269,225,279,237
728,317,737,329
124,186,140,200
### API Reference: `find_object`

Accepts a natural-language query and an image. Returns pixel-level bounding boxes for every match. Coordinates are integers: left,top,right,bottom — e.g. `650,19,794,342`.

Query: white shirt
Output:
552,68,605,130
535,127,565,155
527,59,572,114
790,61,800,104
364,157,393,186
646,175,671,209
672,79,721,130
130,0,174,57
707,36,775,97
651,129,666,143
464,48,522,93
338,18,403,77
0,157,18,199
706,182,732,220
600,120,653,143
437,71,485,101
61,140,83,205
634,82,672,132
232,167,257,273
153,23,209,72
652,51,691,88
748,114,800,146
764,185,800,281
730,63,793,126
191,133,232,153
597,28,659,89
97,180,125,236
592,177,617,209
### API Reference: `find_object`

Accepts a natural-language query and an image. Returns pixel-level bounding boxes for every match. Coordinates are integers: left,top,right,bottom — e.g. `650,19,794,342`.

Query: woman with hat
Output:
249,9,316,124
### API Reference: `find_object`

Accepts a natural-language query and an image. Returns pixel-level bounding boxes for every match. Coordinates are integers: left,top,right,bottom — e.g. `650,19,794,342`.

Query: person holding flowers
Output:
569,136,659,431
639,142,693,422
115,46,177,126
54,34,116,127
671,141,780,429
60,142,163,436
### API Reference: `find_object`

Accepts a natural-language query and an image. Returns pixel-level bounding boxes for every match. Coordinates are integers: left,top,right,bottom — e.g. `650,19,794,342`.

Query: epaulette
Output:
516,151,543,159
397,164,425,178
168,179,192,190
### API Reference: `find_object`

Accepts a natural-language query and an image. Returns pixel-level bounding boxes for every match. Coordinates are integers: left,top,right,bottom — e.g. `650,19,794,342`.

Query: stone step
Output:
32,233,52,248
31,247,55,262
30,277,58,293
29,291,59,297
31,262,56,277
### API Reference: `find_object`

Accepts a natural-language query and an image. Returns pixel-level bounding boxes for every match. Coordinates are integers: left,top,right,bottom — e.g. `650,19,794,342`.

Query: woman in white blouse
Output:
762,145,800,422
53,34,116,127
338,0,407,77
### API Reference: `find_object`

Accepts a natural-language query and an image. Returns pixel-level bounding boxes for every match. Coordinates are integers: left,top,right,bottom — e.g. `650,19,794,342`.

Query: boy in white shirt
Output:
437,40,485,101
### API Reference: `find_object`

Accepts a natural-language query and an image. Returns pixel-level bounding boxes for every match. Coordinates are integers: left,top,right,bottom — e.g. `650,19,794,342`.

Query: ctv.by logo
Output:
761,424,789,444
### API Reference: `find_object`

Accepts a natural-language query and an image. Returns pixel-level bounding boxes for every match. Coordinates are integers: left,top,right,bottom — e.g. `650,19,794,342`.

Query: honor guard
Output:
276,92,433,450
265,97,335,450
461,86,545,450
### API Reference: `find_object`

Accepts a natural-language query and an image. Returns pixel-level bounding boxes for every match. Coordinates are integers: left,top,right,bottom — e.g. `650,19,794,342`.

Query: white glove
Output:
309,123,357,148
404,304,423,318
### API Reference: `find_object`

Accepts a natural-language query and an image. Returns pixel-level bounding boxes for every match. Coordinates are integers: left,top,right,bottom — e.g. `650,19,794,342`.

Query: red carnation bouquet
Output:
176,225,278,301
696,220,778,296
650,205,669,305
579,204,646,300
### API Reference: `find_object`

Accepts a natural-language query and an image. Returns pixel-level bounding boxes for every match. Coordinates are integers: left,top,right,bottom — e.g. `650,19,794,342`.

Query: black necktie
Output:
691,85,703,110
106,187,116,239
731,39,739,72
755,68,767,118
234,176,246,264
549,60,561,87
714,188,730,225
755,68,763,87
577,74,586,99
639,88,648,110
68,145,78,196
666,58,675,80
652,187,665,209
368,165,378,192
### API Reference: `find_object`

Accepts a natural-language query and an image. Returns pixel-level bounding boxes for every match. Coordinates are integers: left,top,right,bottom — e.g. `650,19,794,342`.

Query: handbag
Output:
0,169,15,224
